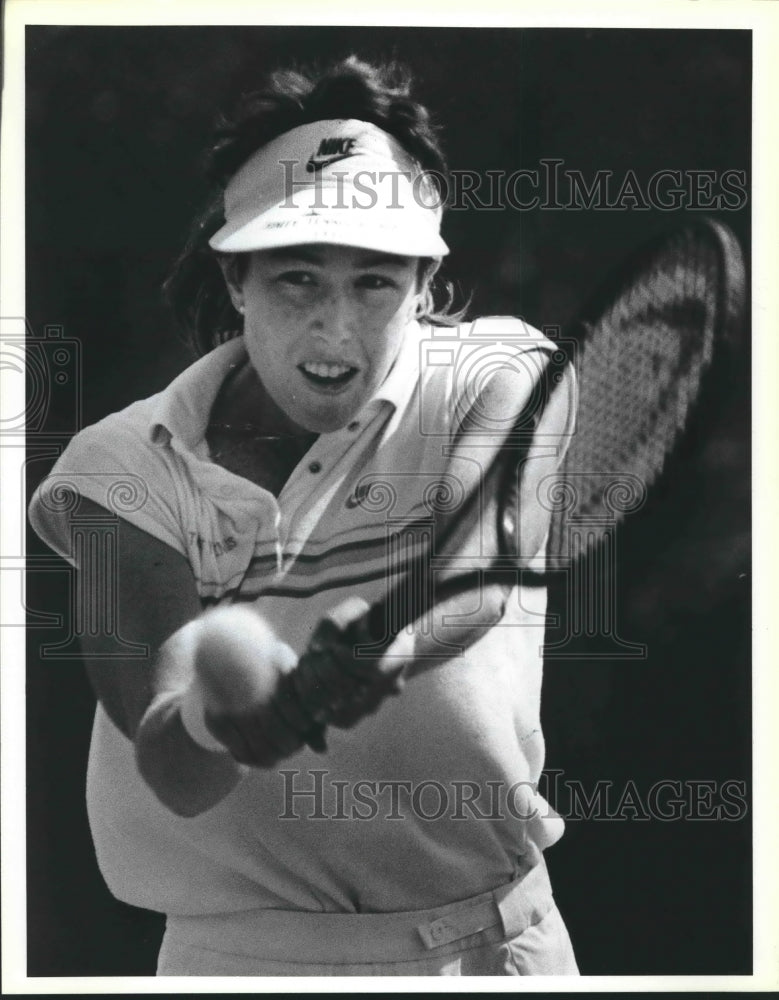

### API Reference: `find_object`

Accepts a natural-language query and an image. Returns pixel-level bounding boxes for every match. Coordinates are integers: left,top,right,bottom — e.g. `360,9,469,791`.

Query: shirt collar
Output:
148,321,425,448
364,320,424,416
148,337,248,449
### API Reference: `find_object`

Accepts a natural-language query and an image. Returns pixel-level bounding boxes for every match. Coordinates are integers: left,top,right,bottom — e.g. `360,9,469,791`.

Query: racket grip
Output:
285,570,518,752
280,606,408,753
274,667,329,753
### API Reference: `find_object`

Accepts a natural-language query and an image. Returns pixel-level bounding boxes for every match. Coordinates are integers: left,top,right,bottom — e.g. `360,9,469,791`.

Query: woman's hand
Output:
181,605,305,766
291,596,408,736
210,598,409,763
187,597,410,766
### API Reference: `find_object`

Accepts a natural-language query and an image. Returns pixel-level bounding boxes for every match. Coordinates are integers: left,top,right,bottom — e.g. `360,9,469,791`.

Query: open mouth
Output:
298,362,358,389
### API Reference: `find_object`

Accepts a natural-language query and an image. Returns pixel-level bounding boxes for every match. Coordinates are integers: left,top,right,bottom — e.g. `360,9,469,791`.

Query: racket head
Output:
350,218,746,665
540,217,746,570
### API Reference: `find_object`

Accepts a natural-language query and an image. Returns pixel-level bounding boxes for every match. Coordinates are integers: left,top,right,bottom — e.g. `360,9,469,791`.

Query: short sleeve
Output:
28,410,188,566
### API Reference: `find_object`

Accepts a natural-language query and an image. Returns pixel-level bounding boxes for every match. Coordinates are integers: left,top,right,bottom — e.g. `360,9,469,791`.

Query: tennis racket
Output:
214,218,747,755
544,216,746,568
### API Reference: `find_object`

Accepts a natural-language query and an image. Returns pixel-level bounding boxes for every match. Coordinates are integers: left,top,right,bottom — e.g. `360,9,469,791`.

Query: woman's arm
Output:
74,497,244,816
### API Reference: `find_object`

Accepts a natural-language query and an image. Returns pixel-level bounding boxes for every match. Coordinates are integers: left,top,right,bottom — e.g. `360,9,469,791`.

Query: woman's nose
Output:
310,290,357,343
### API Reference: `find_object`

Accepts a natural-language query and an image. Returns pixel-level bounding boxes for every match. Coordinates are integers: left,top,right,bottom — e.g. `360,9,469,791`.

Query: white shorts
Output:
157,859,579,976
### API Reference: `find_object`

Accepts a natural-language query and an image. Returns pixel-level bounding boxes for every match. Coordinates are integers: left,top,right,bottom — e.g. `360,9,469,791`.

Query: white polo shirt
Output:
29,317,576,917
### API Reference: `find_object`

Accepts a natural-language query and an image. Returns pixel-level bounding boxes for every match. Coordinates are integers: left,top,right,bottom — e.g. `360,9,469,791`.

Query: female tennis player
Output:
29,56,579,976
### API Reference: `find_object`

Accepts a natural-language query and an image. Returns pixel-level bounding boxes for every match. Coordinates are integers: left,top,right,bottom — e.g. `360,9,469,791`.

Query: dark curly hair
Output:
164,56,465,357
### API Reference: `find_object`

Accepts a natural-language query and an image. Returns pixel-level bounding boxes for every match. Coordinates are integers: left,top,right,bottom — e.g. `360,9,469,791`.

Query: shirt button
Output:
308,461,322,474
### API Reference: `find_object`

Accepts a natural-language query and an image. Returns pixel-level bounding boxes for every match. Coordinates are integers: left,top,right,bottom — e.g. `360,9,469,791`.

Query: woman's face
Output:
222,244,422,434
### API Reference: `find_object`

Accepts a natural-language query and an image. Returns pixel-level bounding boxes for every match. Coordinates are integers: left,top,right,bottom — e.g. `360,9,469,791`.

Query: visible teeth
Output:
302,362,352,379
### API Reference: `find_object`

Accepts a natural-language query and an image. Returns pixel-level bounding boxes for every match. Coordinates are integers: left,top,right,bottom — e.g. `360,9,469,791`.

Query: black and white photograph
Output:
2,1,776,990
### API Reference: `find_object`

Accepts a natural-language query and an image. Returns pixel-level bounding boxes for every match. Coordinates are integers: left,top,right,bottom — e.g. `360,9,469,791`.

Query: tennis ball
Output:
193,606,297,714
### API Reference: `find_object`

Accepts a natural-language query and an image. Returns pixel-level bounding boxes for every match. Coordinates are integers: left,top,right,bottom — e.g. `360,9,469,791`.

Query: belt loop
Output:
416,898,497,950
494,859,554,940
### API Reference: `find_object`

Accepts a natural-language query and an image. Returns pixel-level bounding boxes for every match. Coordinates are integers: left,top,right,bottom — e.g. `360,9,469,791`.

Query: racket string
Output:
547,220,743,560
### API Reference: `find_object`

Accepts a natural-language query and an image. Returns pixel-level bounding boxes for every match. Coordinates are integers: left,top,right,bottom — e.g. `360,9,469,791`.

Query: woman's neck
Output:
206,358,318,495
209,359,315,442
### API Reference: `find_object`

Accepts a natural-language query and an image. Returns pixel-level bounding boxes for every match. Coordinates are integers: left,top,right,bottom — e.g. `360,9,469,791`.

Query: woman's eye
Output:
357,274,398,291
277,271,315,287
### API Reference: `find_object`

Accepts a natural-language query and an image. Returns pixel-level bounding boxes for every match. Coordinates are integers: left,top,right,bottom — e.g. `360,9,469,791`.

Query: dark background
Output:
25,27,751,976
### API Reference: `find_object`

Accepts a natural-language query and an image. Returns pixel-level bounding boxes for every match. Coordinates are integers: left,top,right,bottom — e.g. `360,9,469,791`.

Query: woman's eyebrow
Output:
264,248,323,265
263,249,410,268
357,253,409,269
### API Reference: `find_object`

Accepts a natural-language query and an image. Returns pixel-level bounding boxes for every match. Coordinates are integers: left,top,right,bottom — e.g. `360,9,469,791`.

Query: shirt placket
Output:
276,410,384,572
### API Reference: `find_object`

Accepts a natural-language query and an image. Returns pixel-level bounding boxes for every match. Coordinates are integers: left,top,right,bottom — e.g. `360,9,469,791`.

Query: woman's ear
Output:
216,253,247,314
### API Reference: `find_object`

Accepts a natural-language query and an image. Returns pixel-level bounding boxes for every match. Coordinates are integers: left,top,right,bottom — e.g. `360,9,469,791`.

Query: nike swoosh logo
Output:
306,153,354,173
